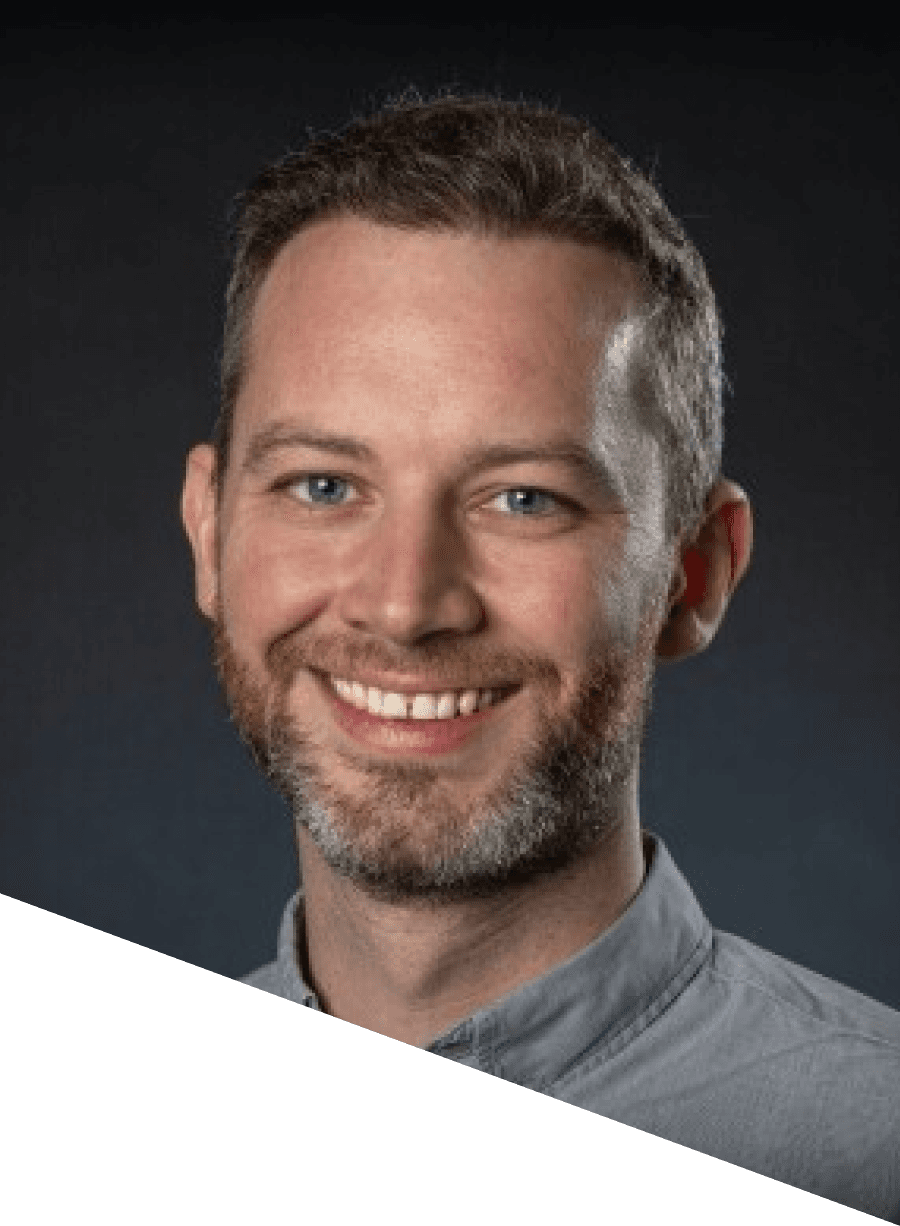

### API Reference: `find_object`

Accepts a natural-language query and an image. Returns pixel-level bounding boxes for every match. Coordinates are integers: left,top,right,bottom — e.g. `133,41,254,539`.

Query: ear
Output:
656,479,753,662
180,443,219,620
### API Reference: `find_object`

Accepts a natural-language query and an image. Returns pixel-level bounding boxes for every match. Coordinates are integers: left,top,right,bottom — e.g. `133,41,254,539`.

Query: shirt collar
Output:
270,832,712,1090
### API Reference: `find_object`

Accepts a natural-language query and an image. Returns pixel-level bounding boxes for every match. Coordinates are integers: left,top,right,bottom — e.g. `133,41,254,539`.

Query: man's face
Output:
188,216,675,901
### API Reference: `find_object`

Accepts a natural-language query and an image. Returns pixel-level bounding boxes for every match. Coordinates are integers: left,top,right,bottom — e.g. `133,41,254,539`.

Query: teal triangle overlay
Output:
0,892,873,1226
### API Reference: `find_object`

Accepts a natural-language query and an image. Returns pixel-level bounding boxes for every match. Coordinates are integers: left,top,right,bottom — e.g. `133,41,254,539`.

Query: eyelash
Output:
273,473,576,519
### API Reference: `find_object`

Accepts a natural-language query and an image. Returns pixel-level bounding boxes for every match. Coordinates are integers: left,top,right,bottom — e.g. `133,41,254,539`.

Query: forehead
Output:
235,216,645,457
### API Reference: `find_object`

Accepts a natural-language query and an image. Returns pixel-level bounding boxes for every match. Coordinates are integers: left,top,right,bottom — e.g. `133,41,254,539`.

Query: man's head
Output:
182,90,751,903
215,90,724,545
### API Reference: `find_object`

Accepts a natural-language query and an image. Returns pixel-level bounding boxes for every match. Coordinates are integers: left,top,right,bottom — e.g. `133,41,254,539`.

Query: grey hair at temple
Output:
213,86,725,541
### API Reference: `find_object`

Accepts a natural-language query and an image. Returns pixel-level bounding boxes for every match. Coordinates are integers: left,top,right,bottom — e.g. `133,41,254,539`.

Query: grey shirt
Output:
243,834,900,1220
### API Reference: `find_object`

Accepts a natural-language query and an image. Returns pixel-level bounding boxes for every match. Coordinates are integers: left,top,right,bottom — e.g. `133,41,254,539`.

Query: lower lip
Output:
319,677,508,756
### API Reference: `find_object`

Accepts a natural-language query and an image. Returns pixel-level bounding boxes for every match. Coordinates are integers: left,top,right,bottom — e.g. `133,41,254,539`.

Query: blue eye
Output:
291,475,353,504
494,488,560,516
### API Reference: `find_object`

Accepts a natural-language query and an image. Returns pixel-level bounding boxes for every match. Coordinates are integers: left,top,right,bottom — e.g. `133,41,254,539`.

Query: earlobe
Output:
180,444,219,620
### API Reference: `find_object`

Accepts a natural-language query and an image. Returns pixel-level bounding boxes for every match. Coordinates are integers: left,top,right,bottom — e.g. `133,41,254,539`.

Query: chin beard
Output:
211,614,657,904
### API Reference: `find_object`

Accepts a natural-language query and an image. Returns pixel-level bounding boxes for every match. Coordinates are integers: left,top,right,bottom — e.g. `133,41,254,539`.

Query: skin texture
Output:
182,216,752,1046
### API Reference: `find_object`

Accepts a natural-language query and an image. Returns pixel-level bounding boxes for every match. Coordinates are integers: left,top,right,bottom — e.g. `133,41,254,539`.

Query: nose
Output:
336,500,484,645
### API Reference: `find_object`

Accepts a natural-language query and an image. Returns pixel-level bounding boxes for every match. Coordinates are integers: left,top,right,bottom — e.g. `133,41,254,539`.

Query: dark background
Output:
2,21,897,1006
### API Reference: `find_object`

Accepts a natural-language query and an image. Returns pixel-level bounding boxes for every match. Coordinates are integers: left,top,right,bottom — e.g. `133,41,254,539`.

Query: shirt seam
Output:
703,963,900,1057
541,950,900,1099
539,923,715,1095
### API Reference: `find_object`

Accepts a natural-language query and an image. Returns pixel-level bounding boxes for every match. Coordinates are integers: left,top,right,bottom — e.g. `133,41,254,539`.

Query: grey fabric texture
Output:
243,834,900,1220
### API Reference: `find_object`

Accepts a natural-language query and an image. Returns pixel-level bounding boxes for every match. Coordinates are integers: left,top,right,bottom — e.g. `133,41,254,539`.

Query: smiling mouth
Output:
328,676,513,721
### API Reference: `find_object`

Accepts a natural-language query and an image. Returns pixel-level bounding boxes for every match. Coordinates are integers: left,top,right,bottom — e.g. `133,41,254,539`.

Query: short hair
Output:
215,87,724,540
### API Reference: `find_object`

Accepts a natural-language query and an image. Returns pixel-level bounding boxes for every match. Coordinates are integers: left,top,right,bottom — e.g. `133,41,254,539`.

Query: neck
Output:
295,793,646,1048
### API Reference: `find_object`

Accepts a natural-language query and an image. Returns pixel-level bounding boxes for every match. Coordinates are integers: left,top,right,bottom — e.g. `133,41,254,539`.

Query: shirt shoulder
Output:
240,960,285,996
564,928,900,1216
239,949,318,1008
709,928,900,1048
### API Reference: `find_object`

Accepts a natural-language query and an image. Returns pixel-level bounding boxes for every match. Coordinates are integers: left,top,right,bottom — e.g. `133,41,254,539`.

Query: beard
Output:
211,605,661,904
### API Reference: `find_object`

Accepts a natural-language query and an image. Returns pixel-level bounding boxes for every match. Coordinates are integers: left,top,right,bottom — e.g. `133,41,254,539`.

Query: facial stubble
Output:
211,598,661,903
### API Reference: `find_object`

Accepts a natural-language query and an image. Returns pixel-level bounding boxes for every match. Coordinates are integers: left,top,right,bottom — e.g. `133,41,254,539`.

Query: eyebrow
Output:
242,425,375,472
241,422,625,502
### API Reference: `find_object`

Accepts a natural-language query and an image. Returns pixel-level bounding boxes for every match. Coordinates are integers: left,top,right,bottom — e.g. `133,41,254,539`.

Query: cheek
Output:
218,520,331,655
491,544,609,666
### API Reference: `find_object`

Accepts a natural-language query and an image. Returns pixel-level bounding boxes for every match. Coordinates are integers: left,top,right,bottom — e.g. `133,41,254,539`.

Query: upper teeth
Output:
331,677,497,720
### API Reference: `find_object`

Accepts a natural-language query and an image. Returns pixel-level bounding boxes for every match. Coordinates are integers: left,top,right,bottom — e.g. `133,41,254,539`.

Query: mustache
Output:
263,628,563,692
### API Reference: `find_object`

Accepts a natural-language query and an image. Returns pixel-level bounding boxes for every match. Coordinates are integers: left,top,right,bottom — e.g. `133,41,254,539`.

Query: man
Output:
181,91,900,1217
